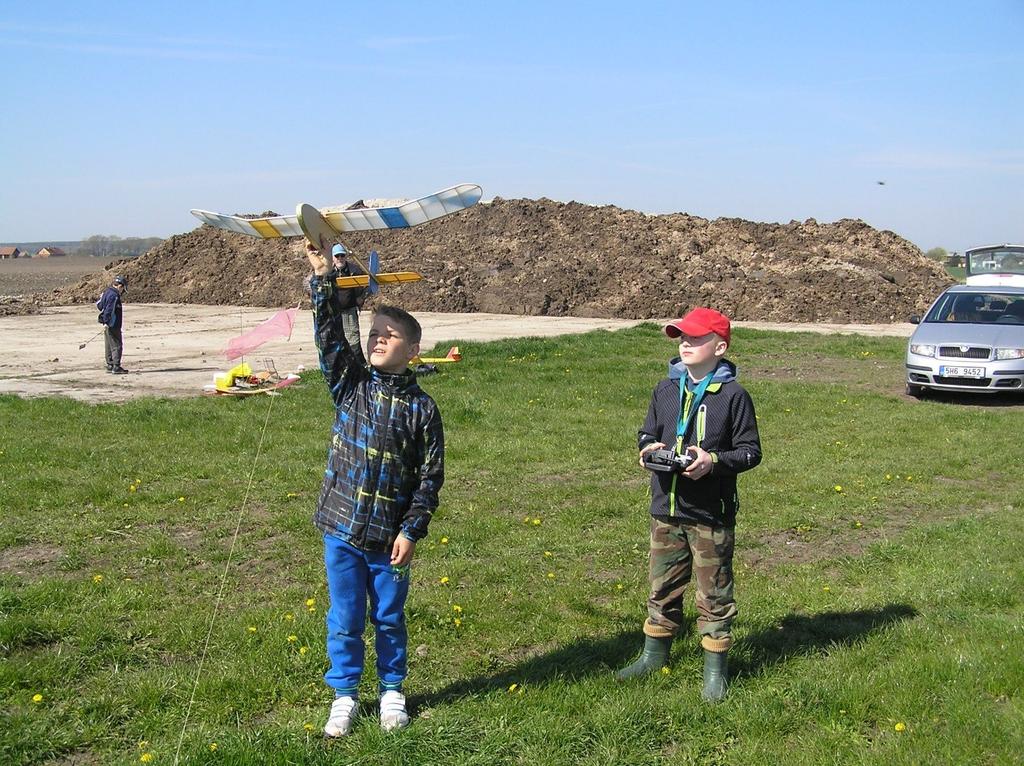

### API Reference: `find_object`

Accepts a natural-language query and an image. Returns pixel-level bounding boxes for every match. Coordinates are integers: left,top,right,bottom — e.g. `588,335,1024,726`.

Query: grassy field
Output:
1,326,1022,765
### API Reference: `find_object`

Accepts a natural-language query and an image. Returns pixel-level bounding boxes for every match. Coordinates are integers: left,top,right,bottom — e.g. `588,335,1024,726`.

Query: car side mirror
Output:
909,315,921,324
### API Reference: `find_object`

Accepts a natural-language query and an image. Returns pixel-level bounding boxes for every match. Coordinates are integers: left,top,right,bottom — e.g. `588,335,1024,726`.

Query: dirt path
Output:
0,304,914,404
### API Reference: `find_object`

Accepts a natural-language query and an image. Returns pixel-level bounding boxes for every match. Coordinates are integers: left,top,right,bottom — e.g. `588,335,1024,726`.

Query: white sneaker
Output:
324,695,358,737
379,690,409,731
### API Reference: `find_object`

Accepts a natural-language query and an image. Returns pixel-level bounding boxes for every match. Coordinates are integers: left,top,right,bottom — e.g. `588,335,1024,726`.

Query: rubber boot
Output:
616,636,671,681
701,649,729,702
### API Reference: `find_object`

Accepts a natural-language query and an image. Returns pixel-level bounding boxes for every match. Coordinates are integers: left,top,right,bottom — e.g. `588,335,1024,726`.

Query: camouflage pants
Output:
645,517,736,640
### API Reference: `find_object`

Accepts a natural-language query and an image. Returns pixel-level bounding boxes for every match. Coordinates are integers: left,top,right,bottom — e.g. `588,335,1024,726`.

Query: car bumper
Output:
905,356,1024,392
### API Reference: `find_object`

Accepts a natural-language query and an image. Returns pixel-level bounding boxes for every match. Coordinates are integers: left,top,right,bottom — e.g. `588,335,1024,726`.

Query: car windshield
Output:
925,292,1024,325
967,248,1024,276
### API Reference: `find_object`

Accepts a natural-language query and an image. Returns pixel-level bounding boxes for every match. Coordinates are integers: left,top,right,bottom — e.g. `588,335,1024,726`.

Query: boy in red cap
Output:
616,307,761,702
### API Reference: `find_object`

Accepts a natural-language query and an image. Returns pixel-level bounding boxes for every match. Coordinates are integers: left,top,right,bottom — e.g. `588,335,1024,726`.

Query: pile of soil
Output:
39,197,952,322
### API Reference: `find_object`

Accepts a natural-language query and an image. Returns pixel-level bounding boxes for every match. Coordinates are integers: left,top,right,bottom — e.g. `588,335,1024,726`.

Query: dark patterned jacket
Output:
310,274,444,551
639,358,761,528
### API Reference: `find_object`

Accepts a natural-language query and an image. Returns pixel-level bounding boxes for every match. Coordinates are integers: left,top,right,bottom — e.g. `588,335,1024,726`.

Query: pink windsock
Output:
224,307,298,360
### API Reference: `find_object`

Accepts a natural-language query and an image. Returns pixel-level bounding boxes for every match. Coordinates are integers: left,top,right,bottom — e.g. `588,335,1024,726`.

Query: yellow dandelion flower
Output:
123,503,129,507
440,576,450,585
894,722,906,732
129,485,137,493
287,634,297,642
532,518,542,526
283,613,294,621
547,572,555,579
247,626,257,633
304,723,315,732
452,605,462,613
523,516,531,524
508,683,518,693
92,574,104,584
885,474,892,480
440,537,449,544
299,646,309,655
855,521,863,528
834,485,843,492
140,754,154,763
305,598,316,607
616,584,624,590
454,617,462,627
823,586,831,592
177,496,185,502
661,666,671,675
209,742,218,751
544,550,552,557
32,693,43,703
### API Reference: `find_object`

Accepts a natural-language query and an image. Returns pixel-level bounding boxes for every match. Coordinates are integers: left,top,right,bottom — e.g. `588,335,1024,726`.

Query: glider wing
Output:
190,183,482,239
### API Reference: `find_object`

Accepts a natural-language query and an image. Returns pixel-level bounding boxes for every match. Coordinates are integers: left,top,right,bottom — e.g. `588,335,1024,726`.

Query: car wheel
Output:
906,382,925,398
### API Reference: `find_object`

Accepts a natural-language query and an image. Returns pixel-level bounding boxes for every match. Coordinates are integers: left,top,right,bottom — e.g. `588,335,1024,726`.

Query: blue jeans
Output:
323,534,410,697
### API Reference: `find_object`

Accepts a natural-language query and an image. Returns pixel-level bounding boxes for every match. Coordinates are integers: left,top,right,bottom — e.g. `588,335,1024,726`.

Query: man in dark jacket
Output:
305,240,444,737
331,243,369,355
96,275,128,373
617,307,761,702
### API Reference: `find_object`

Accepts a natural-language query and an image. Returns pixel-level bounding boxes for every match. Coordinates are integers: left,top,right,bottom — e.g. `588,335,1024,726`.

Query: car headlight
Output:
910,344,935,357
995,348,1024,360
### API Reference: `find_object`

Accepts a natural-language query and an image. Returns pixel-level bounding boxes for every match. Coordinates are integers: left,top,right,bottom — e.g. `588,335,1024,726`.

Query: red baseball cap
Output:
664,307,731,344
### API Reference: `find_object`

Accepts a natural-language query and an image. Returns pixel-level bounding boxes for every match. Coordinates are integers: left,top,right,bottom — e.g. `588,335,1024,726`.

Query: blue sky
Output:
1,1,1020,253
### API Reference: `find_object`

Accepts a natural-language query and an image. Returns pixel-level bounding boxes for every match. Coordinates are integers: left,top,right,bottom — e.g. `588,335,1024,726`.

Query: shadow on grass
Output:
410,604,917,711
734,603,918,678
913,390,1024,408
410,629,642,711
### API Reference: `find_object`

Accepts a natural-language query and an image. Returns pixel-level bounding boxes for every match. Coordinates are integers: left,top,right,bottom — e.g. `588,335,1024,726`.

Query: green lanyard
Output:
668,372,712,516
676,373,712,445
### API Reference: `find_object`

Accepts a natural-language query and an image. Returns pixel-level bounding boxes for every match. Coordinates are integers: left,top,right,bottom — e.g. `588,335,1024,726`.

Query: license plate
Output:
939,365,985,378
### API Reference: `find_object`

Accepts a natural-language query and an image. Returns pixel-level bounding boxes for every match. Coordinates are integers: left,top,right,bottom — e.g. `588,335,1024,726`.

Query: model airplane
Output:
190,183,481,238
191,183,480,293
413,346,462,365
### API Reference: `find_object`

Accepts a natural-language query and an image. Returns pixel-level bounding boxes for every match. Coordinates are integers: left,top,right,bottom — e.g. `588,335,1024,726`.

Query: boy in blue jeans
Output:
305,241,444,735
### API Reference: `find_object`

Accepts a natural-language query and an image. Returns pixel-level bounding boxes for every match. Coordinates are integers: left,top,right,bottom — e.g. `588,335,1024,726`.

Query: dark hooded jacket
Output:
310,274,444,551
638,358,761,527
96,286,123,330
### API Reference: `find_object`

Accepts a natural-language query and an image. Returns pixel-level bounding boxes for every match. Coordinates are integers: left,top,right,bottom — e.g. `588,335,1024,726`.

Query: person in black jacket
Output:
617,307,761,702
305,240,444,736
330,243,369,353
96,275,128,374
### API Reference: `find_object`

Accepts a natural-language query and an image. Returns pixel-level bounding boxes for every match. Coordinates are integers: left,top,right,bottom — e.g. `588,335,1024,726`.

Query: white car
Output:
906,285,1024,396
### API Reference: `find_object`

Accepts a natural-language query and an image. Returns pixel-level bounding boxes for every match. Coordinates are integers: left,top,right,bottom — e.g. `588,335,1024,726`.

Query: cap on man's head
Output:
113,275,128,289
664,307,731,344
331,244,347,258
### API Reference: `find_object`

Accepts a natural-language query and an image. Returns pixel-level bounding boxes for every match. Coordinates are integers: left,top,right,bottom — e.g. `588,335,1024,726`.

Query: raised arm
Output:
306,241,365,406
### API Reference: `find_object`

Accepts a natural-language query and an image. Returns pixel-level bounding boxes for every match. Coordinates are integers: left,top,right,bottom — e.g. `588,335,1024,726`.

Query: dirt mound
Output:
42,197,952,322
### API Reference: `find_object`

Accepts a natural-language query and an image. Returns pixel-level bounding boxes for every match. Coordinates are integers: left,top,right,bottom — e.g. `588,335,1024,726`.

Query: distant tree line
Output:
76,235,163,257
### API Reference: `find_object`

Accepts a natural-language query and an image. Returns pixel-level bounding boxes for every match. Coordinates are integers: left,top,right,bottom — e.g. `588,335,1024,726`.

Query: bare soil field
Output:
0,302,916,404
0,255,128,296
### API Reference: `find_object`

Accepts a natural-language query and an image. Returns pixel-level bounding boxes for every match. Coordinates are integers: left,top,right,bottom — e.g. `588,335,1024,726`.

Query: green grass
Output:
2,325,1022,765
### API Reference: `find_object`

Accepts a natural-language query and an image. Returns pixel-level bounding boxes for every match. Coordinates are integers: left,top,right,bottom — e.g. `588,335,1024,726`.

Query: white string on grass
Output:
173,395,276,764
